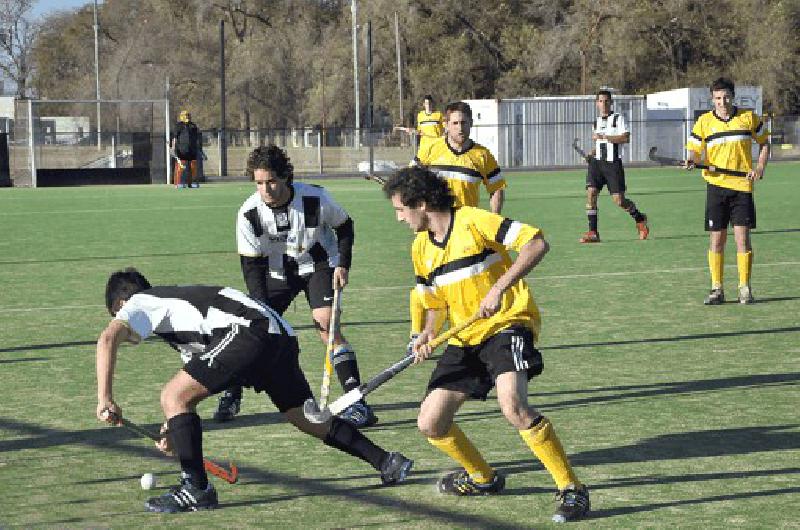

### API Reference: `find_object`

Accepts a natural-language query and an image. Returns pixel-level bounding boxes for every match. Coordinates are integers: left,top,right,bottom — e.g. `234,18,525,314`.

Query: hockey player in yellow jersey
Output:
394,95,444,155
686,77,769,305
382,166,589,523
414,100,506,214
408,101,507,341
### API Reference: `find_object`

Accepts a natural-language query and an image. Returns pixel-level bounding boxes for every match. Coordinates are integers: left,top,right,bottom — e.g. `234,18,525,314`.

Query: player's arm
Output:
751,141,769,181
489,188,504,214
480,233,549,318
332,217,354,289
96,319,132,423
602,131,630,144
237,210,269,301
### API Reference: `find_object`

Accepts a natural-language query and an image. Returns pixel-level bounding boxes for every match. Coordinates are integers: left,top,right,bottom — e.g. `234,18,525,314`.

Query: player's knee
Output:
498,399,535,430
417,410,448,438
160,387,185,416
613,195,626,207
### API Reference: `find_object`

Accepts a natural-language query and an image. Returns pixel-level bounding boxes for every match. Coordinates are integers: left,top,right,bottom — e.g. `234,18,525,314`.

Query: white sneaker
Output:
738,285,754,304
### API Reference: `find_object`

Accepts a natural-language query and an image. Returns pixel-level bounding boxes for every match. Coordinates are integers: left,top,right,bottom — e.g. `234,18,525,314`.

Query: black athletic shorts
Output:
426,326,543,400
705,183,756,231
183,321,312,413
266,267,335,315
587,158,626,193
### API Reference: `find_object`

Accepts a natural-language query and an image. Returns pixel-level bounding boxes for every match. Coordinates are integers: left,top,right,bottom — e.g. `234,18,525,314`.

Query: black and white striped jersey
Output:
594,112,629,162
237,183,350,279
114,285,294,363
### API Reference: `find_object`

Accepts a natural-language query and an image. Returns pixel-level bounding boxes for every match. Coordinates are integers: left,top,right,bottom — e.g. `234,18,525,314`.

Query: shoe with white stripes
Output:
145,478,218,513
552,483,590,522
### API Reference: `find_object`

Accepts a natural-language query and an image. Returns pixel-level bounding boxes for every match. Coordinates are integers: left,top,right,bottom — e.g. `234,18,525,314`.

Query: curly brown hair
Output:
383,166,453,211
246,145,294,183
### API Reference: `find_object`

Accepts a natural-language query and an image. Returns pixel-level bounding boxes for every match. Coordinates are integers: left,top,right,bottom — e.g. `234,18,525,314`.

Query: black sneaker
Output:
437,469,505,496
552,484,590,523
145,478,218,513
338,400,378,428
380,452,413,485
704,288,725,305
214,388,242,422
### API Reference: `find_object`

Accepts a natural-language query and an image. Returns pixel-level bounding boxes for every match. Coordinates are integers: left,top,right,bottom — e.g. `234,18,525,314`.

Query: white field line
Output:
2,260,798,314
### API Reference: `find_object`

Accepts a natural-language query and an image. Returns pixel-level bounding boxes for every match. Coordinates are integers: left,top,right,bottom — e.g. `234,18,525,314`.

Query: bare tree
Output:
0,0,38,97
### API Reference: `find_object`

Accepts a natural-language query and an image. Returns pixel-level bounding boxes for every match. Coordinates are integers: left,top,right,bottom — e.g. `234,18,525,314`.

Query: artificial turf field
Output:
0,163,798,528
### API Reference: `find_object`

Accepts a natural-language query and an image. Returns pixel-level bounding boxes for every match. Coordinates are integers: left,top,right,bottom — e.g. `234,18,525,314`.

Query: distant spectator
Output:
170,110,201,189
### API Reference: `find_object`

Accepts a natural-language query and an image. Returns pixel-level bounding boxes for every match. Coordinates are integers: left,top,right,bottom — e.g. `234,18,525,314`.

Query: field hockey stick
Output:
109,414,239,484
318,286,342,410
572,138,592,162
304,313,481,423
363,174,387,185
648,146,751,177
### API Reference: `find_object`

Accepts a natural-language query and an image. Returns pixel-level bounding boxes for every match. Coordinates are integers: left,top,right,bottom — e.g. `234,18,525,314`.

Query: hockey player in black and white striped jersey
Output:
579,89,649,243
95,268,412,513
215,145,376,428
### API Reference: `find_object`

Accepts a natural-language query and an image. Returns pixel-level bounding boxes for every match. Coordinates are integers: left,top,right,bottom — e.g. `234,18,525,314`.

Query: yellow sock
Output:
519,417,580,490
737,251,752,288
409,289,426,335
428,424,494,484
708,250,724,289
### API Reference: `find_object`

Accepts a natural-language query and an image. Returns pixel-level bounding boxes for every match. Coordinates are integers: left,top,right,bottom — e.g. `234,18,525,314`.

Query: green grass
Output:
1,163,799,528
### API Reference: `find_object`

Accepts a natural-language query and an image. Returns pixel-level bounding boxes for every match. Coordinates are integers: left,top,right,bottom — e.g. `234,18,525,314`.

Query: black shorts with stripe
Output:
183,321,312,413
587,158,626,193
426,326,543,400
705,183,756,231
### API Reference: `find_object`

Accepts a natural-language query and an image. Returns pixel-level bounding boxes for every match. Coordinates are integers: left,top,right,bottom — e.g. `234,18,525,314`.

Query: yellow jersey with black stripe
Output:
414,138,506,207
416,110,444,139
686,107,768,192
413,206,541,346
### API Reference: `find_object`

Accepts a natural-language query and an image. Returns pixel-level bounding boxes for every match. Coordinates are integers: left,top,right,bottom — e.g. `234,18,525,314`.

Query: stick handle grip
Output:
360,313,481,395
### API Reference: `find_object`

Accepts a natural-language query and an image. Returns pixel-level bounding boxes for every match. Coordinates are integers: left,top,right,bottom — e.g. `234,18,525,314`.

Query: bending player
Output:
95,268,412,513
215,145,376,428
382,167,589,523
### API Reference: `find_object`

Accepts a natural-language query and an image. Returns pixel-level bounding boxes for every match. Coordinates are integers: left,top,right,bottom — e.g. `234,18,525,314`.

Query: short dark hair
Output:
710,77,735,95
596,89,612,100
423,94,434,102
383,166,454,211
444,101,472,121
105,267,151,314
246,145,294,183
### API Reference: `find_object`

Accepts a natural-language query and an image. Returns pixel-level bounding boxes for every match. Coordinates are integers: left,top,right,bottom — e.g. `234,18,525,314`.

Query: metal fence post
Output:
318,130,323,174
28,99,36,188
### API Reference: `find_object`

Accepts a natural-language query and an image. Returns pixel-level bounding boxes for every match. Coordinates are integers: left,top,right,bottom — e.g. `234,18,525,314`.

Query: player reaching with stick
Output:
579,90,649,243
96,268,412,513
215,145,377,428
685,77,769,305
382,167,590,523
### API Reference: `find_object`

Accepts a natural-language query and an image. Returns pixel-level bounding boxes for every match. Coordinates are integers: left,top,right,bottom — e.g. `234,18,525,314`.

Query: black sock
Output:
332,348,361,392
323,417,386,470
625,202,645,223
167,412,208,489
587,209,598,232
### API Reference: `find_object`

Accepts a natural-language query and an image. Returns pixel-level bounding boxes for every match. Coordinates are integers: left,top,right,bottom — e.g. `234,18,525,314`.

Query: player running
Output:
685,77,769,305
382,167,590,523
95,268,412,513
215,145,376,427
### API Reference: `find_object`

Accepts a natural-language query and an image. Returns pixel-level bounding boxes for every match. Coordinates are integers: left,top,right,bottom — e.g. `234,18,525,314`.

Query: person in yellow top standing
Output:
382,166,590,523
685,77,769,305
395,95,444,154
405,100,507,342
